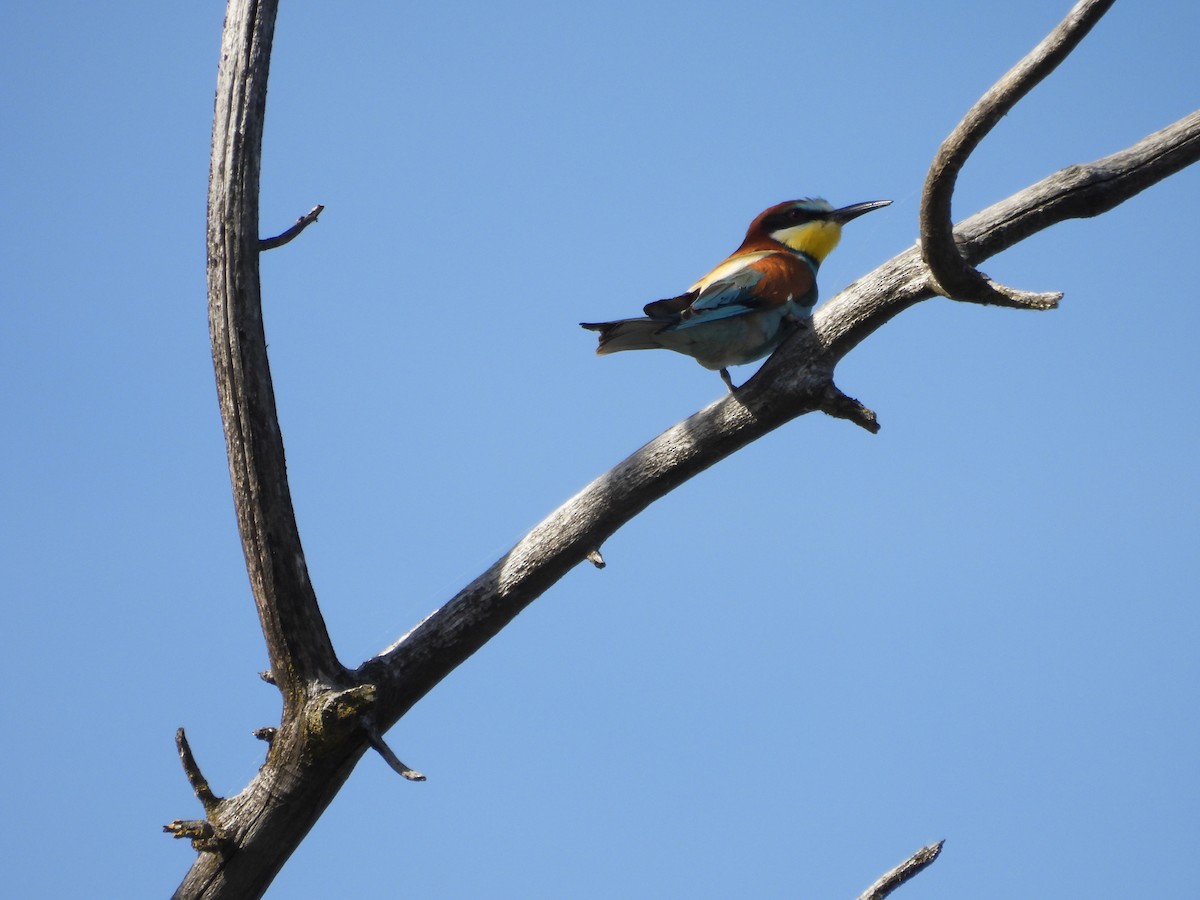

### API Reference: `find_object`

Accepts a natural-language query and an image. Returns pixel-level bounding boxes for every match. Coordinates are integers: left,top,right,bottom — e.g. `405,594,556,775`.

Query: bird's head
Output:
745,198,892,264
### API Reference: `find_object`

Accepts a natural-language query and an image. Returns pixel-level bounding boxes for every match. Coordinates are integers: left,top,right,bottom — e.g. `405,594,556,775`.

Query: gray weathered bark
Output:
167,0,1200,896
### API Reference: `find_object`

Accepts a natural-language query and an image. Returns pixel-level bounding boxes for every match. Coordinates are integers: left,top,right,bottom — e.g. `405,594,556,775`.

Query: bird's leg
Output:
720,368,737,392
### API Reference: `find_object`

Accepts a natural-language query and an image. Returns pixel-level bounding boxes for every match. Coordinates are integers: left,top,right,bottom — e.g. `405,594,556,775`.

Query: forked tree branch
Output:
174,2,368,897
172,0,1200,896
920,0,1115,309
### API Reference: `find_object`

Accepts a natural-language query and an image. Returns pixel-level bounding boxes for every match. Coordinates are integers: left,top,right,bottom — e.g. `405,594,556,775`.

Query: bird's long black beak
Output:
830,199,892,224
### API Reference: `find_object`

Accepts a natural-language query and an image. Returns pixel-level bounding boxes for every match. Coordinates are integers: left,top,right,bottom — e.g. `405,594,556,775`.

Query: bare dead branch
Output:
856,841,945,900
920,0,1116,309
260,204,324,250
817,108,1200,367
361,106,1200,729
173,0,1200,896
817,383,880,434
206,0,343,701
366,727,427,782
174,3,369,895
167,729,229,854
175,728,221,814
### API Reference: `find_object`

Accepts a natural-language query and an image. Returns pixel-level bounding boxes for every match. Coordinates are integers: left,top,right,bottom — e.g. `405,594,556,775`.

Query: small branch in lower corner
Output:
259,204,325,251
856,840,945,900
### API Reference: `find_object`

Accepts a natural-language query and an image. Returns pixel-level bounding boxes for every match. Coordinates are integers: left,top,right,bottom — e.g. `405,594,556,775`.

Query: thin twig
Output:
167,729,229,854
259,204,325,250
920,0,1116,308
366,728,426,781
856,841,945,900
175,727,221,814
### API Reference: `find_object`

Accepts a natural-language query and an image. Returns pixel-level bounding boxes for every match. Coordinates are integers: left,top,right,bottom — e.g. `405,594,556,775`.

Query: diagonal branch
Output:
856,841,945,900
920,0,1116,309
361,108,1200,726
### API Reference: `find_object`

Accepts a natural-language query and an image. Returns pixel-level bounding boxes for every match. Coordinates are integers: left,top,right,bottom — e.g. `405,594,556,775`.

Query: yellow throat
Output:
770,220,843,264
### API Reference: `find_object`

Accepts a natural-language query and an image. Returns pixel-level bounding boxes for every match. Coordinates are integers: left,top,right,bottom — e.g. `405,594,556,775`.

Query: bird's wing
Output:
687,264,769,315
670,260,781,331
642,252,775,325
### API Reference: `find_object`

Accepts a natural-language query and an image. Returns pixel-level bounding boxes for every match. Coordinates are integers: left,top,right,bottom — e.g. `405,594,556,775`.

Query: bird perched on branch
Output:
581,198,891,390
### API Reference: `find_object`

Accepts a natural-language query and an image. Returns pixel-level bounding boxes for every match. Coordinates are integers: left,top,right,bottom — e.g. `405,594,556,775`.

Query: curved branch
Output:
174,728,221,814
207,1,342,697
816,109,1200,365
260,204,325,250
174,6,357,893
920,0,1116,309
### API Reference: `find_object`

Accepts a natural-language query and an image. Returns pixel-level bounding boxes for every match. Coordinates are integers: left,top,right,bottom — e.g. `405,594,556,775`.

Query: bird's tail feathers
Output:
580,318,665,355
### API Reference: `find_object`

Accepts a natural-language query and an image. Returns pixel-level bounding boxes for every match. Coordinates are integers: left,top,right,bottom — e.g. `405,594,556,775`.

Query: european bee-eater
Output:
581,198,891,390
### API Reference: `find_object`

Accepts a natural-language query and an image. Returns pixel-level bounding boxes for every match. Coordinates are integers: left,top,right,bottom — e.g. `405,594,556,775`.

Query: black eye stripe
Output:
769,209,819,230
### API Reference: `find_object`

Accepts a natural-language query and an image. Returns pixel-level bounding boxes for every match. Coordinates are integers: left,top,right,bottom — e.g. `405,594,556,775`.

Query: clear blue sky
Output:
3,2,1198,897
